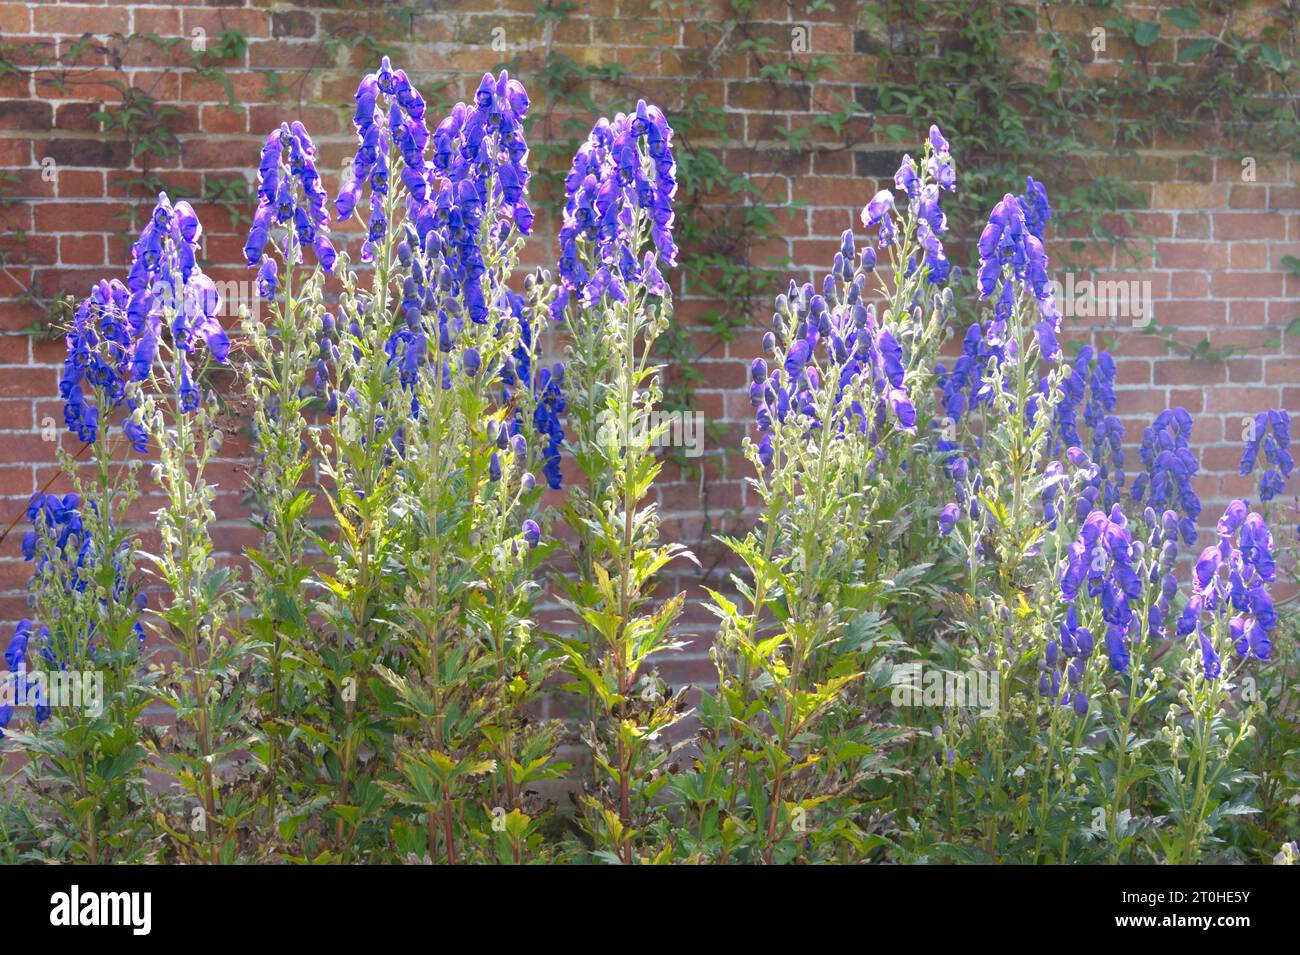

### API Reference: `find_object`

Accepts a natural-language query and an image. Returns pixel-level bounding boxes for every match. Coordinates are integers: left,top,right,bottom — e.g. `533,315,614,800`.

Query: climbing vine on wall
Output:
0,29,256,332
861,0,1300,360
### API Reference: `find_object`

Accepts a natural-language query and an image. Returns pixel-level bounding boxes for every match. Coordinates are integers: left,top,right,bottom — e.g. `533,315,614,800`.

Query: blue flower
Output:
1042,604,1095,716
1033,347,1125,512
14,496,144,707
976,179,1060,359
416,69,534,319
4,619,33,671
860,189,896,249
1239,408,1292,502
1131,407,1200,544
346,69,566,485
927,124,956,191
749,268,920,466
1060,505,1139,674
60,230,224,449
935,323,1005,426
68,192,230,433
338,58,436,265
938,503,960,535
553,100,677,317
1180,501,1276,674
246,121,336,286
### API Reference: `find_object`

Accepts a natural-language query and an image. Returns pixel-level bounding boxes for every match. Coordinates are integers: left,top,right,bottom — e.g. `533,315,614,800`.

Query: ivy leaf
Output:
1259,43,1288,72
1165,8,1201,30
1280,255,1300,276
1133,20,1161,47
1178,38,1216,62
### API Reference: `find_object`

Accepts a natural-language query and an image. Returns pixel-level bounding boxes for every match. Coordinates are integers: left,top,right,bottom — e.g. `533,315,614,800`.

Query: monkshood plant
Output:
1232,411,1300,855
1155,502,1275,862
239,120,335,854
551,103,695,864
906,172,1288,862
302,70,420,861
373,70,568,865
127,195,251,864
3,196,241,864
3,290,155,861
874,172,1162,863
244,60,453,861
241,61,569,863
683,127,959,864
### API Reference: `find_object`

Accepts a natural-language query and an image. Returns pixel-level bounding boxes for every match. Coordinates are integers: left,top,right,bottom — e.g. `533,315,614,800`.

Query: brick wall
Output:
1,1,1298,692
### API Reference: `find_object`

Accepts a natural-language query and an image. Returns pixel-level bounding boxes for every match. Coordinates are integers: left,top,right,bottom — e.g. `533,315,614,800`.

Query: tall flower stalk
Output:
5,282,155,860
128,194,245,864
375,68,567,864
241,119,336,852
554,103,693,864
688,127,951,864
1161,502,1275,862
929,173,1077,859
310,132,408,861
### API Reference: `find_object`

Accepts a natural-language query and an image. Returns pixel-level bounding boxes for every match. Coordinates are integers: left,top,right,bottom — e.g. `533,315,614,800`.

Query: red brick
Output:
1214,212,1286,241
33,6,128,35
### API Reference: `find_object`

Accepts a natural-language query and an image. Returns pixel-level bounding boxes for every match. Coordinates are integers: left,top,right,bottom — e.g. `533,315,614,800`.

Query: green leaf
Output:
1133,20,1161,47
1177,38,1216,61
98,745,145,783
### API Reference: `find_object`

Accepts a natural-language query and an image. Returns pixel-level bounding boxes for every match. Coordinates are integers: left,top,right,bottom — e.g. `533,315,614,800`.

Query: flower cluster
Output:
128,194,228,359
937,448,983,538
1078,349,1124,509
936,322,1007,427
360,64,567,485
1140,507,1182,642
1239,408,1292,502
74,192,231,426
0,619,51,734
387,223,455,400
21,493,146,659
750,270,918,467
245,120,336,296
326,64,569,492
1037,347,1124,514
894,125,957,283
1177,501,1276,676
61,280,150,449
337,56,432,260
501,289,567,489
935,179,1054,444
554,100,677,318
861,126,956,268
22,492,87,570
1060,504,1142,677
63,193,226,445
1131,407,1200,545
975,176,1061,360
1044,347,1116,450
1041,603,1096,717
420,70,533,326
